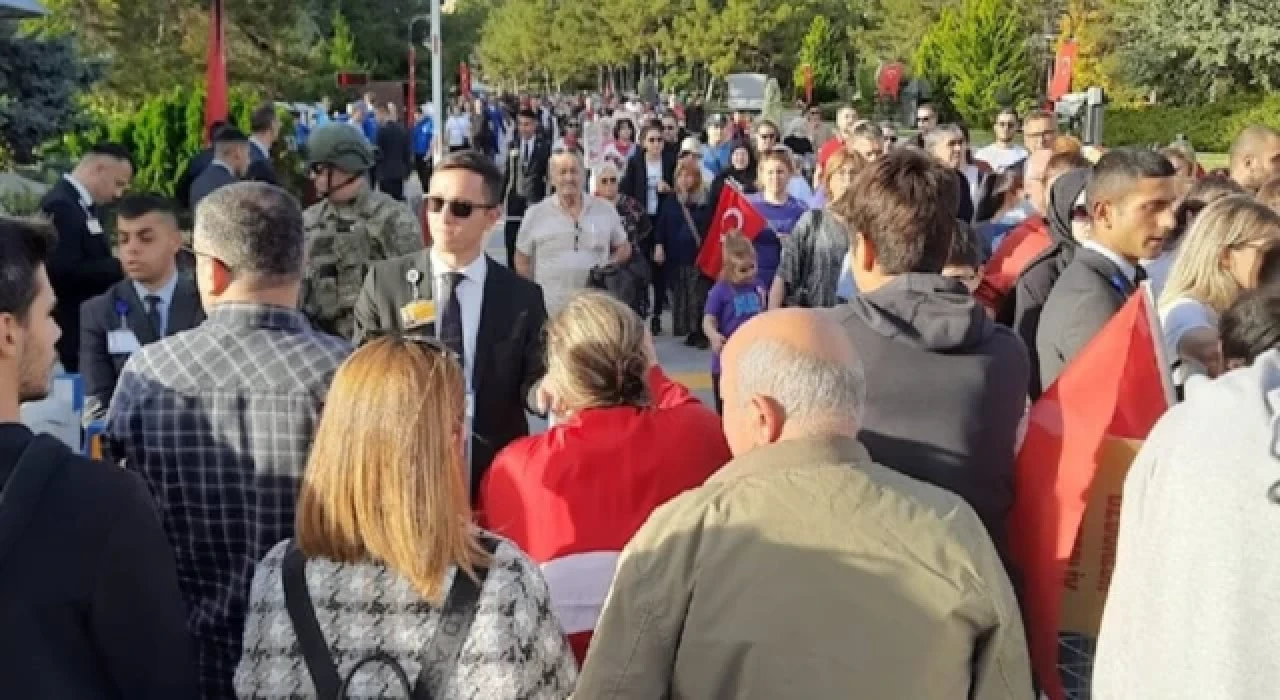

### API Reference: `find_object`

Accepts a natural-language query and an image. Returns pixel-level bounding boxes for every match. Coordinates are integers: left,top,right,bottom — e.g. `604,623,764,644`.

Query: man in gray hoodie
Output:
832,150,1030,557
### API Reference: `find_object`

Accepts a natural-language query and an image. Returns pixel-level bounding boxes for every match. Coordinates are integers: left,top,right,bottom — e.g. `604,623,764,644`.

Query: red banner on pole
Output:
204,0,228,140
877,63,905,99
1049,41,1078,102
460,63,472,99
803,64,814,105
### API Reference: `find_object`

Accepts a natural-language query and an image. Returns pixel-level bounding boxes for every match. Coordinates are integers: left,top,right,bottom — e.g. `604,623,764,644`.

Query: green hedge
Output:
1104,95,1280,153
50,84,302,202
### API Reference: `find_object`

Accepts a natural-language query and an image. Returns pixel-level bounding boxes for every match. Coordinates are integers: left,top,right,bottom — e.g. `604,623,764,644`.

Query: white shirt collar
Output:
1083,240,1138,283
63,174,93,209
250,137,270,158
429,249,488,288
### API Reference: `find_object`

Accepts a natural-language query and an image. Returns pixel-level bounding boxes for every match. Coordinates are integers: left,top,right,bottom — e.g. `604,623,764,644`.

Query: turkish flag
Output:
205,0,228,139
696,183,767,279
1048,41,1078,102
1007,287,1172,699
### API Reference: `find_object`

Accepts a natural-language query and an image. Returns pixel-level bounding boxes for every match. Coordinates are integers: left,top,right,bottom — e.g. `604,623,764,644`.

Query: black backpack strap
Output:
0,434,70,566
281,540,342,700
413,534,501,699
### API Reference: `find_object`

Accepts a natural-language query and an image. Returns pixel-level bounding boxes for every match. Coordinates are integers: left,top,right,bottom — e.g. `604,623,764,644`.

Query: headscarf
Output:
1047,167,1090,246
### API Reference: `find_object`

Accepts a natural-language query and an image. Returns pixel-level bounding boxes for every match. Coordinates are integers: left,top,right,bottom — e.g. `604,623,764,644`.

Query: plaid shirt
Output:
105,303,351,700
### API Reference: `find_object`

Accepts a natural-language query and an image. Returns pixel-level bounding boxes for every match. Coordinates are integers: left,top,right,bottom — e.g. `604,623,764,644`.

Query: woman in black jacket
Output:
620,120,678,334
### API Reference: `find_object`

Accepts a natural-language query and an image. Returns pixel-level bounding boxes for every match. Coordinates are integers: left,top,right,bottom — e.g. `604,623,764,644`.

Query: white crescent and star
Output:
721,207,744,232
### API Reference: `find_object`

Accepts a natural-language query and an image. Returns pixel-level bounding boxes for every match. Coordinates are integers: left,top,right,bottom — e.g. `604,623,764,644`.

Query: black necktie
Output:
145,295,164,337
1133,264,1148,288
441,272,465,368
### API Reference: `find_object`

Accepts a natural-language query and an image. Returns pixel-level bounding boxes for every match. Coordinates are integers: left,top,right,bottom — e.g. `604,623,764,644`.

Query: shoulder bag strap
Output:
0,434,68,567
412,534,501,699
678,201,702,249
281,541,342,700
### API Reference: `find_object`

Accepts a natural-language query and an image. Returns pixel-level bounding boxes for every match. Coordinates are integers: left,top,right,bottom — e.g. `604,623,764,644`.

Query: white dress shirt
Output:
429,249,487,387
132,272,179,338
1083,239,1138,285
63,173,93,211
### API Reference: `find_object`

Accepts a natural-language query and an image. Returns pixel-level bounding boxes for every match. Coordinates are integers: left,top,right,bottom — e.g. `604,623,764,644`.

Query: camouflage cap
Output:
306,123,377,173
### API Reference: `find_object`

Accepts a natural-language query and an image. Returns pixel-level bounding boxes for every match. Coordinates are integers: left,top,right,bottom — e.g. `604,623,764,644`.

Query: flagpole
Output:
430,0,443,165
205,0,229,139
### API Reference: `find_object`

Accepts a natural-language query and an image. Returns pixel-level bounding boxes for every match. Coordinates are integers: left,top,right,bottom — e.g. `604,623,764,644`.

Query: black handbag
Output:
281,535,499,699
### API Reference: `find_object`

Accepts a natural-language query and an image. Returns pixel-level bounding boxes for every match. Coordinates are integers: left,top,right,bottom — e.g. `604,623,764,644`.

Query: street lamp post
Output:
408,9,443,164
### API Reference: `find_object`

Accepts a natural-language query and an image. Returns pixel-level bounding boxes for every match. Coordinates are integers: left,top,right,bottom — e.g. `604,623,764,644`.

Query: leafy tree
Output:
858,0,957,63
794,15,844,102
0,32,100,164
913,0,1034,125
1112,0,1280,104
1056,0,1138,104
329,9,361,70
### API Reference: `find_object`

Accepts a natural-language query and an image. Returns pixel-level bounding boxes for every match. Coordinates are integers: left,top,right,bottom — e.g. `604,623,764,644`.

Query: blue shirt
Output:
414,116,434,156
361,114,378,143
132,273,179,337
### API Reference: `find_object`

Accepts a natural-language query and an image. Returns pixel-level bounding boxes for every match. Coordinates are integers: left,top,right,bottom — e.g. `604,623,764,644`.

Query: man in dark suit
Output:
189,127,251,212
40,142,133,372
374,103,412,201
503,108,551,268
79,195,205,422
1037,148,1179,392
246,103,280,185
354,151,547,499
175,121,224,212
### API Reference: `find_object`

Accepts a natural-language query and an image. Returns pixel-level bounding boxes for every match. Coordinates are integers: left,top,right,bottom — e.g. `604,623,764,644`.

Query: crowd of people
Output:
4,81,1280,700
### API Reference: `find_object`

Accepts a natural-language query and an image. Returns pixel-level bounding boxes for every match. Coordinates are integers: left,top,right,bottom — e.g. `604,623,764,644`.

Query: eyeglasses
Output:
996,121,1018,128
599,177,618,184
426,196,497,218
181,244,224,267
1025,130,1054,141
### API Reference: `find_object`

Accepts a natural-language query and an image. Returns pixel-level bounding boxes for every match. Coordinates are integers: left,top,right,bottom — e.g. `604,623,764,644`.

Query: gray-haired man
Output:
577,308,1032,699
106,183,351,699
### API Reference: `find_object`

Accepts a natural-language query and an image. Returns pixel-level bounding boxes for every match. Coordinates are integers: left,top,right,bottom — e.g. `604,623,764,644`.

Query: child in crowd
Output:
941,220,984,293
1219,289,1280,371
703,232,767,413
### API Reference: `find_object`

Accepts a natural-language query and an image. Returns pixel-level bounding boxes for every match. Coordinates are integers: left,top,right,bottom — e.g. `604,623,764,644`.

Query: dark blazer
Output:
189,163,239,212
247,140,278,185
375,122,413,181
79,276,205,422
620,150,678,217
41,177,123,372
1035,247,1138,392
352,252,548,498
175,148,215,211
503,136,551,217
0,426,199,699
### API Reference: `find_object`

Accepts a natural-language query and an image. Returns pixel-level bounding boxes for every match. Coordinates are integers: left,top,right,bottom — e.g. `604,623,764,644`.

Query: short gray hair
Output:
195,182,305,279
734,337,866,426
923,124,965,153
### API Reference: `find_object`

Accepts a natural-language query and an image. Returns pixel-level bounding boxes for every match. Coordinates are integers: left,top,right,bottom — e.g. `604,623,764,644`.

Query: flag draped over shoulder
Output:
205,0,228,139
1007,286,1173,699
696,182,767,279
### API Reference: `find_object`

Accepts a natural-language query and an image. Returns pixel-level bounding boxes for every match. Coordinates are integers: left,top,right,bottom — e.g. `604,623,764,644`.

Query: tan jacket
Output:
575,435,1033,700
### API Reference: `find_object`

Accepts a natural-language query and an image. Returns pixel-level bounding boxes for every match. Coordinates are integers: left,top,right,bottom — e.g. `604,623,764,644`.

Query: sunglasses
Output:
426,196,496,218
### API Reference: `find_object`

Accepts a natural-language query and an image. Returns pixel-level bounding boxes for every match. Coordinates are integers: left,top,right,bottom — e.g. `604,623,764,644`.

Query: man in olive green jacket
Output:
576,308,1033,699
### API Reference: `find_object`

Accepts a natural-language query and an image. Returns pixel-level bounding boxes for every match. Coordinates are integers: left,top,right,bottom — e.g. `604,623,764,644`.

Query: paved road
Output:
409,174,719,432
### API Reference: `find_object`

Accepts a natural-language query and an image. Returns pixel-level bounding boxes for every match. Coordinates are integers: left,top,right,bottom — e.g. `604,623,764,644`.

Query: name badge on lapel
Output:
87,218,105,236
107,330,141,356
399,300,436,331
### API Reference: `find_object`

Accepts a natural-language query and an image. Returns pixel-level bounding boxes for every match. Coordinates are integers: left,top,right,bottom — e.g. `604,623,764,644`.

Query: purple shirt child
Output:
704,280,767,375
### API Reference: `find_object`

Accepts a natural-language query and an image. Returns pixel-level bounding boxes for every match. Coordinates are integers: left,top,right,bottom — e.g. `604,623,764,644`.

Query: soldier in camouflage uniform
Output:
300,123,424,339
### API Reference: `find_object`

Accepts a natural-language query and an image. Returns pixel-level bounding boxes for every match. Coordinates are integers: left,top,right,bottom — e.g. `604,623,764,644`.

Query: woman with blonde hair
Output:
771,149,865,308
479,292,728,663
1160,195,1280,381
654,157,712,343
235,337,576,698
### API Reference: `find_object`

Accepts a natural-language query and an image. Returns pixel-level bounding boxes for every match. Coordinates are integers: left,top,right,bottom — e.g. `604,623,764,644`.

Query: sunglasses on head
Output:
426,196,496,218
358,330,453,356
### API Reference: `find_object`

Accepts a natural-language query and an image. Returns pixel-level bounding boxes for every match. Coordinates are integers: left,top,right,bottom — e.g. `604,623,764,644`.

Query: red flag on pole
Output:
696,182,767,279
1006,287,1172,699
205,0,229,140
